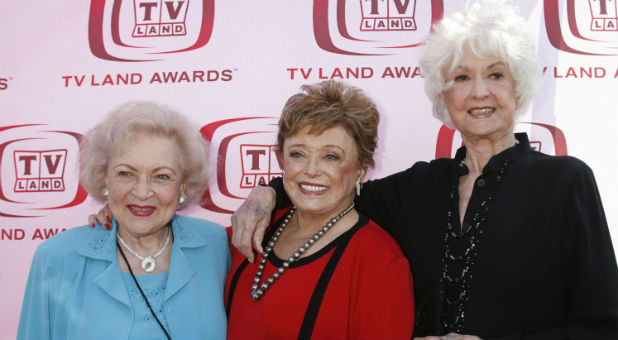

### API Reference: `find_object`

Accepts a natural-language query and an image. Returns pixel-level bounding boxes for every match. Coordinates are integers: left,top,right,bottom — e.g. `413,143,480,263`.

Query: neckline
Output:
263,211,369,268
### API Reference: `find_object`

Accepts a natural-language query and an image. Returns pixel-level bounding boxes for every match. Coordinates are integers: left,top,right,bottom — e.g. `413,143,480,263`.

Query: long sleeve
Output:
17,247,55,340
499,161,618,339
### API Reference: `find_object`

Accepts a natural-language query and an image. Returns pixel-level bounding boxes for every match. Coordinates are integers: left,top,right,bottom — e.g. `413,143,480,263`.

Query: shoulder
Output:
519,152,594,179
35,224,95,256
350,218,407,260
173,215,228,245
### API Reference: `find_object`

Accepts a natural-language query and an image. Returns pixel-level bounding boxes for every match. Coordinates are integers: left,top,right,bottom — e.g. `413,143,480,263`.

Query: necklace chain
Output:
117,228,171,273
250,202,355,300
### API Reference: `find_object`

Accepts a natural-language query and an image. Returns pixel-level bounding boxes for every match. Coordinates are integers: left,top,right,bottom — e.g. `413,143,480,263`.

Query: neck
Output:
462,132,516,173
291,200,355,236
116,224,171,255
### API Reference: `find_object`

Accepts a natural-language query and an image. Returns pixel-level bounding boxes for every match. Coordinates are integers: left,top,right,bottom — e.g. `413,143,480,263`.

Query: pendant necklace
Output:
250,202,355,300
117,228,171,273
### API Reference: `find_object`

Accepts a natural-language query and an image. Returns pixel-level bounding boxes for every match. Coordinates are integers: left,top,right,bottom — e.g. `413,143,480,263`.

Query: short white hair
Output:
79,100,209,207
419,0,542,128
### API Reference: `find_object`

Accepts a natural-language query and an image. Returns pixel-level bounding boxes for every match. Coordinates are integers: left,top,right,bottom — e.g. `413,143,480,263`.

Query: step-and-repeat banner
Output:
1,0,617,337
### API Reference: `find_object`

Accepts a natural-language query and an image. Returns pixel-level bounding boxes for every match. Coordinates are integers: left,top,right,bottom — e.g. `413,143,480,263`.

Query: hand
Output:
230,185,276,263
88,204,112,230
414,333,482,340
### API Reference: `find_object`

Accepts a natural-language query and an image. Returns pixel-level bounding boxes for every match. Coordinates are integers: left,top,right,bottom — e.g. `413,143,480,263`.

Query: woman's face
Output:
442,47,518,142
105,132,184,237
282,125,363,220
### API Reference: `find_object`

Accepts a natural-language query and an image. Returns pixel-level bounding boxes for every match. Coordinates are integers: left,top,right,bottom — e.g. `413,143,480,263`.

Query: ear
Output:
180,182,186,194
358,165,368,181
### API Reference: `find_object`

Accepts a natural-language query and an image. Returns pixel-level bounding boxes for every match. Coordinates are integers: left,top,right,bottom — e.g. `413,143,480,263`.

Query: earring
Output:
103,187,109,197
356,178,362,196
178,192,187,206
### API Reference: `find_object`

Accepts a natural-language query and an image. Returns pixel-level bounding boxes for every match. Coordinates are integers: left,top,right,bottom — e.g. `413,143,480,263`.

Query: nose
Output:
304,157,321,177
132,176,154,200
472,75,489,98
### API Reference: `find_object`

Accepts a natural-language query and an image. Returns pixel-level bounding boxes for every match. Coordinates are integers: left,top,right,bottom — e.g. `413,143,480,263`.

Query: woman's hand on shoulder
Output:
87,204,112,230
414,333,481,340
230,185,276,263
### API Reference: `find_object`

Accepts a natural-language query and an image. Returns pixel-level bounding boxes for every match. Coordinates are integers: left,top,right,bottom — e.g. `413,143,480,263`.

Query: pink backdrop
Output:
1,1,617,338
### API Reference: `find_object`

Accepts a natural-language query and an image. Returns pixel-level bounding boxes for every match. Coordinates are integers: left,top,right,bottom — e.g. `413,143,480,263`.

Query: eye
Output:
118,171,131,177
454,74,468,82
155,174,170,180
325,153,339,161
289,151,303,158
489,72,504,79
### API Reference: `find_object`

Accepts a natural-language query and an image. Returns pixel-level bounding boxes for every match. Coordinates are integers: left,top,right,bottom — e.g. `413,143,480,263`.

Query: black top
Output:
272,133,618,339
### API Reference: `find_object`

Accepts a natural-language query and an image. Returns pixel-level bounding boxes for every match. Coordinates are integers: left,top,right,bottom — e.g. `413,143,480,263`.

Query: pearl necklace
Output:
117,228,171,273
250,202,355,300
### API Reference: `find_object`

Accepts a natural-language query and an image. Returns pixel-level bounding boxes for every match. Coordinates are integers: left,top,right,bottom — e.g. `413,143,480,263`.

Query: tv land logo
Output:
200,117,280,214
89,0,214,61
132,0,188,37
435,122,568,159
544,0,618,55
359,0,416,31
313,0,443,55
240,145,282,189
14,150,67,192
0,125,87,218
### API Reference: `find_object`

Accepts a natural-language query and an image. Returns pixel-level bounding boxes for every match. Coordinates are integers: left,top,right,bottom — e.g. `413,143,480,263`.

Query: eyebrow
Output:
455,60,505,71
113,164,177,174
287,144,346,152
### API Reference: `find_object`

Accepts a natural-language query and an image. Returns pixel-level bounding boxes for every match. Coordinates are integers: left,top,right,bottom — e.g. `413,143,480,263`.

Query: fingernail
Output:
106,216,111,223
91,223,95,228
104,223,111,230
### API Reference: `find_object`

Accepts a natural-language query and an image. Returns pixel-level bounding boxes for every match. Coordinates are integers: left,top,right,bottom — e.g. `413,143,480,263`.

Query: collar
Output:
453,132,532,175
78,214,208,261
77,214,207,306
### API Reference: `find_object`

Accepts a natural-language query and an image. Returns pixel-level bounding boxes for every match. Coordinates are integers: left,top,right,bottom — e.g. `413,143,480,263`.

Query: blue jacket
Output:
17,215,230,340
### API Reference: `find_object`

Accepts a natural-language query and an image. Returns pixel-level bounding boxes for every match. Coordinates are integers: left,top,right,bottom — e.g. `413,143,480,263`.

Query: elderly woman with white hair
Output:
17,101,230,339
230,1,618,339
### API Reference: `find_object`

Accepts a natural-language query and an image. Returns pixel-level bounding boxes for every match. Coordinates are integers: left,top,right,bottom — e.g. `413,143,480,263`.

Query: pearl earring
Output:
178,192,187,206
103,187,109,197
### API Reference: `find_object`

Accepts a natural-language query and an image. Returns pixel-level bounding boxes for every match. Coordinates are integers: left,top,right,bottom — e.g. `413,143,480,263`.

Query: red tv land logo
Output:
132,0,188,37
14,150,67,192
89,0,215,61
435,122,568,159
200,117,281,214
544,0,618,55
240,145,282,189
0,125,87,218
313,0,443,55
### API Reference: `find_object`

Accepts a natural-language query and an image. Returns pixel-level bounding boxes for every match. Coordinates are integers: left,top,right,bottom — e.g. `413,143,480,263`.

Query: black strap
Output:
226,258,249,318
297,230,355,340
117,241,172,340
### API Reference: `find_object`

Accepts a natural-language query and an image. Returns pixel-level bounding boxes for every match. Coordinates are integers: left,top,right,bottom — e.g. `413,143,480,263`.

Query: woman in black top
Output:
230,1,618,339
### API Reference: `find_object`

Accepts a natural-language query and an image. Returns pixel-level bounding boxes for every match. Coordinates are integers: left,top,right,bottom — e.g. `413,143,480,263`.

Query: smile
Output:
299,183,327,193
468,108,495,116
128,204,156,217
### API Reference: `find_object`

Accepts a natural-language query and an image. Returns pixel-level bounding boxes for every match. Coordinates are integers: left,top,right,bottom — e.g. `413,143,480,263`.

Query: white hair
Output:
79,100,209,207
419,0,542,128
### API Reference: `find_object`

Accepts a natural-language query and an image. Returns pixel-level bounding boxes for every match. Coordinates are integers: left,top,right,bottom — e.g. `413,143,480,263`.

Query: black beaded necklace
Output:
438,158,511,334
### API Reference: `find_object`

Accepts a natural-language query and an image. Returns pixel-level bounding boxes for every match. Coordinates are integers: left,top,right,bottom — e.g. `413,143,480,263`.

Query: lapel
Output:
78,219,132,308
165,215,209,300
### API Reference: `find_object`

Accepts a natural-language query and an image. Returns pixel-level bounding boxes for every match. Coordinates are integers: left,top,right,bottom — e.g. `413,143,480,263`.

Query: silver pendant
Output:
141,256,156,272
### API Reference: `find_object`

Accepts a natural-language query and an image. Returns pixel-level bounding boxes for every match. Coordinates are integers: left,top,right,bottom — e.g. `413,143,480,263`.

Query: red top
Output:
225,211,415,339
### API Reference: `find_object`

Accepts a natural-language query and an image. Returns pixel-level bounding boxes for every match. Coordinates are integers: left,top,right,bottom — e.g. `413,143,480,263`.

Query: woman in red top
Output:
225,80,414,339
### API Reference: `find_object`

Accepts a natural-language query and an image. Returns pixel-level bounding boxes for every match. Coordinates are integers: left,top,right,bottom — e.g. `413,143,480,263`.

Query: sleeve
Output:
503,162,618,339
270,163,426,235
17,247,55,340
350,253,415,339
354,164,424,235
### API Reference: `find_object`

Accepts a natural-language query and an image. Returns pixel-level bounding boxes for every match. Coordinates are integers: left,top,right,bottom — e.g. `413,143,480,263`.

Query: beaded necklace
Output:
438,158,511,334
